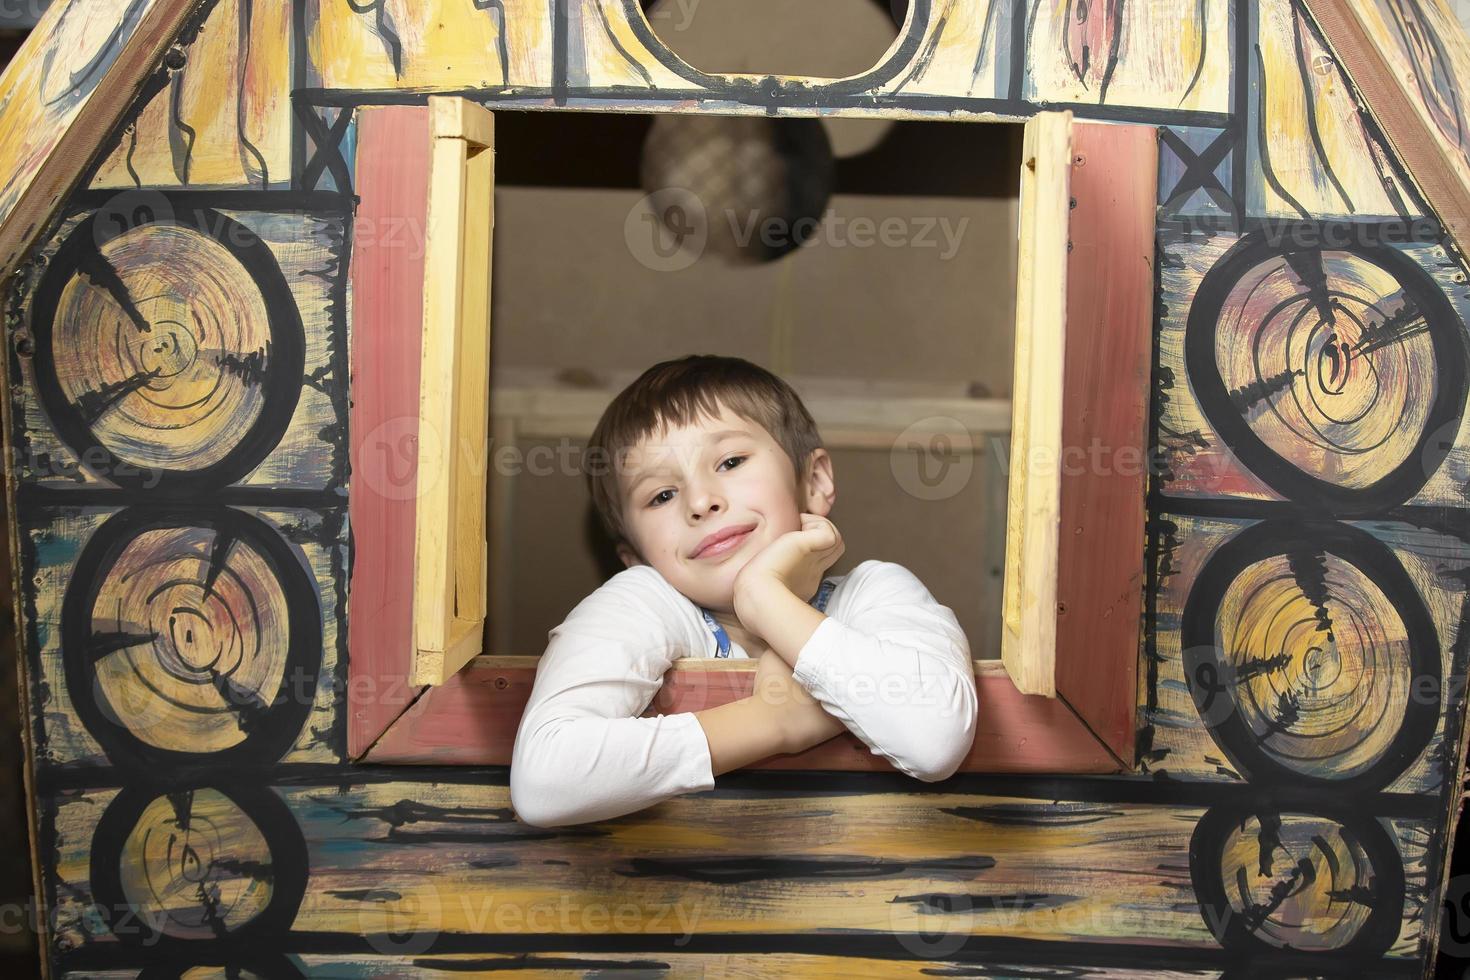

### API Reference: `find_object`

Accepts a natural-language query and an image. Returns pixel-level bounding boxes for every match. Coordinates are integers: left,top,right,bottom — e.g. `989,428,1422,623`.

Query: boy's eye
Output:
649,455,746,511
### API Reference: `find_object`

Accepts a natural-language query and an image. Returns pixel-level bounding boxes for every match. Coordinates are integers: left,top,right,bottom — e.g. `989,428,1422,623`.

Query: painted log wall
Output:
2,0,1469,975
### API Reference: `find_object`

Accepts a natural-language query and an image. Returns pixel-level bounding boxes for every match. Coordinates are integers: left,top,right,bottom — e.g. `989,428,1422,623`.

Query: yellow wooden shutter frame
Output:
412,96,495,686
1001,110,1073,698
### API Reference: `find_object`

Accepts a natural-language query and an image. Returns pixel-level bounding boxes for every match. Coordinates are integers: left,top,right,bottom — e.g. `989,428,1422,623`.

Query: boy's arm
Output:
695,654,845,774
508,568,832,828
737,562,979,782
693,698,792,776
509,568,720,828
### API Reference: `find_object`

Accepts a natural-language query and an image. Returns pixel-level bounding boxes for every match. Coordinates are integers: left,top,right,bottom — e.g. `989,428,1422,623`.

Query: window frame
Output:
345,99,1156,774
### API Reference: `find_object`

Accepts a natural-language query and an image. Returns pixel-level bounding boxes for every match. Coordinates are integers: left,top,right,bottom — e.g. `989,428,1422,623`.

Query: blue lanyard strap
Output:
700,578,837,658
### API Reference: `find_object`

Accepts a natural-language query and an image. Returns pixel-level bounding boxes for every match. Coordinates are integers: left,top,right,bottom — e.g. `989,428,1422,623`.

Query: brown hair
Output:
585,355,824,548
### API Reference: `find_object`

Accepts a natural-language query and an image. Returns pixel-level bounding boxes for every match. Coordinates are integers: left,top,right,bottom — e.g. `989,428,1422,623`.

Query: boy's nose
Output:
687,490,723,520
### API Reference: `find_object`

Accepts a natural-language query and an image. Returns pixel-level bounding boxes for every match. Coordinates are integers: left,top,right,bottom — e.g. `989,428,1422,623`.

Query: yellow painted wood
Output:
287,953,1192,978
1249,0,1422,221
1022,0,1230,112
88,0,292,189
1303,0,1470,260
1001,110,1072,698
46,782,1301,950
0,0,203,279
412,96,496,686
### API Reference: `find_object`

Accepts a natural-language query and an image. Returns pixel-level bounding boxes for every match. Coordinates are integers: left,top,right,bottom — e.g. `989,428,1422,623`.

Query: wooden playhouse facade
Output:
1,0,1470,975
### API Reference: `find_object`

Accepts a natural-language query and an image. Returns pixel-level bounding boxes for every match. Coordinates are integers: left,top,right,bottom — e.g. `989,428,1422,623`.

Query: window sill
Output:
359,656,1124,773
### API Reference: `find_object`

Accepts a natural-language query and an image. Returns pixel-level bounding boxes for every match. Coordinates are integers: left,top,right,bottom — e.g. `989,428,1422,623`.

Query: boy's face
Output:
615,404,834,612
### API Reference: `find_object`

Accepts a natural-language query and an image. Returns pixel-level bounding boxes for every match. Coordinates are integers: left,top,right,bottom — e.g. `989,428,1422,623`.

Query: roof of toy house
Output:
0,0,1465,289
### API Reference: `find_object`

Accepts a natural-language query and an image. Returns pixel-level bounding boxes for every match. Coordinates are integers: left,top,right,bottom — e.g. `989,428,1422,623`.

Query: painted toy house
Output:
1,0,1469,974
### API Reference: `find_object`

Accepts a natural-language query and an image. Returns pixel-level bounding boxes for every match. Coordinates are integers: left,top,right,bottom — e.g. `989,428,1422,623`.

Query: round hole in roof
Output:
639,0,901,80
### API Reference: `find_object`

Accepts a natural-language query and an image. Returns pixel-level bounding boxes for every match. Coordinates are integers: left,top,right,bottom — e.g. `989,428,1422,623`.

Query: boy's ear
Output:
801,448,836,516
616,542,644,568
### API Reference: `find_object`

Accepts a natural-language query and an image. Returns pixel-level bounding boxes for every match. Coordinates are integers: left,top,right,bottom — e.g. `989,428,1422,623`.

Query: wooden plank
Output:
0,459,47,978
346,104,433,757
1302,0,1470,261
411,97,496,686
1052,121,1157,768
366,657,1121,773
47,781,1316,951
432,91,496,146
0,0,205,281
1001,110,1073,697
486,414,517,658
283,955,1197,977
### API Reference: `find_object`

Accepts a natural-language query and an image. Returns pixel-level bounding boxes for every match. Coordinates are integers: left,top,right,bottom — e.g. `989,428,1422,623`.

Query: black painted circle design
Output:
91,784,308,949
1184,232,1467,513
1181,521,1438,793
31,205,304,490
1189,800,1404,955
62,508,321,772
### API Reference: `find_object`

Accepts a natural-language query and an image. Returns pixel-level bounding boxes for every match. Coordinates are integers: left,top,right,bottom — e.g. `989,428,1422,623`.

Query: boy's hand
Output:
751,650,845,753
733,514,844,623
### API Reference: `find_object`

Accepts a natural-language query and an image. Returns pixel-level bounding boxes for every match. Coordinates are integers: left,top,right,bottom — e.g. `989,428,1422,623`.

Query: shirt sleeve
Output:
509,566,716,828
790,561,979,781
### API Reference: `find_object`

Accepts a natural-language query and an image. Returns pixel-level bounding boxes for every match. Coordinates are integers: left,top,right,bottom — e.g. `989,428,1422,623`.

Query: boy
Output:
509,355,979,828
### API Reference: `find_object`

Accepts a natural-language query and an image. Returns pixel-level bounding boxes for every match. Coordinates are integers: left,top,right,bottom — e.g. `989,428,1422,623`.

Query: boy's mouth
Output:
690,522,757,559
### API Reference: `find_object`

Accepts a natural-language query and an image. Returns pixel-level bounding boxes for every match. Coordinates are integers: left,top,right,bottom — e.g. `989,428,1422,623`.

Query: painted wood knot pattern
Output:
61,507,324,773
1181,521,1439,793
28,200,305,490
88,783,309,951
1183,230,1468,512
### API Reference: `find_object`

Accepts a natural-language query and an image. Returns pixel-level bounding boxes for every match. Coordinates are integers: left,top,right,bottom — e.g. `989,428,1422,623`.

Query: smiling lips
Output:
691,523,757,559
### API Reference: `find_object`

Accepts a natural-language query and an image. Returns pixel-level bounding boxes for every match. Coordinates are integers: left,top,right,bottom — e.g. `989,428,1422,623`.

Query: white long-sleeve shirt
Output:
508,559,979,827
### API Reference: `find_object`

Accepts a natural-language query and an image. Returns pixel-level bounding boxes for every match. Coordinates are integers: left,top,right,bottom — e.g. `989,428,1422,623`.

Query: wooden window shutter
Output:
412,96,495,685
1002,111,1157,706
1002,110,1073,697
